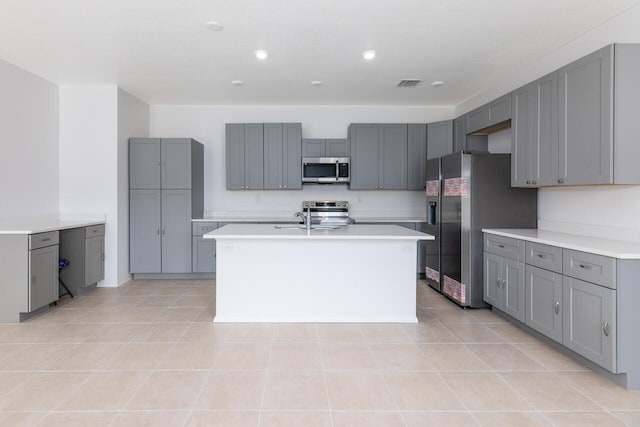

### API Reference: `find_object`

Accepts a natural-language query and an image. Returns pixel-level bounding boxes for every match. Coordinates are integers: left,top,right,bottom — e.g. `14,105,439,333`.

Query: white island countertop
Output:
205,223,434,241
483,228,640,259
0,215,105,235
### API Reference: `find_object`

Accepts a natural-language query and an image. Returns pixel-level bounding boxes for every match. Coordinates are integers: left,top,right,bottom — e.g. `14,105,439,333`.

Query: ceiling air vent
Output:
397,79,422,87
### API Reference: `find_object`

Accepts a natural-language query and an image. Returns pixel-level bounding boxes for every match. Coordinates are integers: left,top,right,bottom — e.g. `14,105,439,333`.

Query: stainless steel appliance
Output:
302,157,350,183
424,157,442,291
433,152,537,307
301,200,353,226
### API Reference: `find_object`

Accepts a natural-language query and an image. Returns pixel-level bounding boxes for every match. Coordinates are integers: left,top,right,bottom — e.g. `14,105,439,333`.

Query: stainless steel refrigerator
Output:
424,157,442,292
427,152,537,308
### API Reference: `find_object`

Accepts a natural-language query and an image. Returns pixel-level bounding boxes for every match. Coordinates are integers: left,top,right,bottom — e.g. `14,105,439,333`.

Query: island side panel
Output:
214,238,418,323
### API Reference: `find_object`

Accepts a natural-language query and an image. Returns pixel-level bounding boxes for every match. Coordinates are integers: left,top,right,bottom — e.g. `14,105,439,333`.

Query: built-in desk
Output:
0,216,105,323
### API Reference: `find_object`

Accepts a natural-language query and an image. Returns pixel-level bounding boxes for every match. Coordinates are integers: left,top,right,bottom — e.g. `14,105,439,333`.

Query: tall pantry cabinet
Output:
129,138,204,274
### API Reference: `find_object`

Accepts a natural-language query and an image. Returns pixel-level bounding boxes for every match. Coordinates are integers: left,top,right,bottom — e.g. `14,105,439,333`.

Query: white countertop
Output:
0,216,105,235
205,224,434,241
193,215,425,223
483,228,640,259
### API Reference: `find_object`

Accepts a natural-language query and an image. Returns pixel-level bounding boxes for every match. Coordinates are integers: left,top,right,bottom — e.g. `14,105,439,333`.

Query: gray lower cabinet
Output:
264,123,302,190
226,123,264,190
349,124,408,190
60,224,105,295
29,235,59,312
407,124,427,190
192,222,218,273
563,276,616,372
427,120,453,160
483,250,526,322
525,265,563,343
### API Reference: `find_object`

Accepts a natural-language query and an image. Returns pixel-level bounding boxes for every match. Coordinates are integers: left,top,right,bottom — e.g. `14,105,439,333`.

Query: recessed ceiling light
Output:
231,80,244,86
431,81,444,87
362,50,376,60
310,81,323,87
205,21,223,31
255,50,268,60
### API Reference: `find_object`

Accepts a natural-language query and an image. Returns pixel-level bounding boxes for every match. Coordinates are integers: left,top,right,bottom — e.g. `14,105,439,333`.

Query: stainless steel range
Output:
302,201,354,226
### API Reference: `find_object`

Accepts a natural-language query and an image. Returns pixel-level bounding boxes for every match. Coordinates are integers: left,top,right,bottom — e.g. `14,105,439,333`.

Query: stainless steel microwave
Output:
302,157,350,183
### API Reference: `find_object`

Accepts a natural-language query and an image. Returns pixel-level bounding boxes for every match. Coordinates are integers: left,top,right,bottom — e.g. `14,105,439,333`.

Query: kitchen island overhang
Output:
204,224,434,323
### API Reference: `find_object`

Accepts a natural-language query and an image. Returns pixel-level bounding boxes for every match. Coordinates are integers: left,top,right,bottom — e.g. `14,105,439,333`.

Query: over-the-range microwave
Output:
302,157,350,183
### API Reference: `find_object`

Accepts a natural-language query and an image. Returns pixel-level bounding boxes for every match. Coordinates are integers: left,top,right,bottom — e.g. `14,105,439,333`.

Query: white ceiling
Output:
1,0,639,106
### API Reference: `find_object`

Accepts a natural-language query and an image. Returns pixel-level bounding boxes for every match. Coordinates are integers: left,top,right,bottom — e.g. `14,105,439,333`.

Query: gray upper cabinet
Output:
129,138,203,274
350,123,411,190
427,120,453,160
130,138,192,189
511,72,559,187
465,93,512,134
264,123,302,190
225,123,264,190
453,116,466,153
407,124,427,190
326,139,350,157
558,45,613,186
302,138,350,157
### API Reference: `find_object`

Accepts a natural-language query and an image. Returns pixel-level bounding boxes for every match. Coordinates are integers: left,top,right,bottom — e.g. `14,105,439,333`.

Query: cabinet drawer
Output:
563,249,616,289
29,231,59,250
526,242,563,273
192,222,218,236
484,234,524,261
85,224,105,238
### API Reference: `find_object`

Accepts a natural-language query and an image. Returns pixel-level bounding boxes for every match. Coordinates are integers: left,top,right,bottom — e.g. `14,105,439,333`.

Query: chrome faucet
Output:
294,206,312,231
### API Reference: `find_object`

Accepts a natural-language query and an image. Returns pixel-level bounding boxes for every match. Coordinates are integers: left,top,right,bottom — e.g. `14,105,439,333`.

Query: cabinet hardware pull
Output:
498,244,505,248
532,180,537,185
496,278,501,288
156,229,160,235
502,279,506,286
555,302,560,314
558,179,564,183
578,264,592,270
526,180,531,184
537,254,546,259
41,238,50,242
603,321,610,337
162,229,165,235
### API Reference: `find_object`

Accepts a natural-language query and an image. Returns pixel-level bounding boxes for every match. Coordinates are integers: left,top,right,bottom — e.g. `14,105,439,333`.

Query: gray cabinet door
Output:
192,236,216,273
161,139,192,189
129,138,161,189
161,189,192,273
510,84,532,187
427,120,453,160
379,124,408,190
244,124,264,190
526,265,563,343
407,124,427,190
531,73,559,187
466,108,488,134
453,116,466,153
283,123,302,189
29,244,59,311
503,258,525,322
487,93,512,125
130,189,162,273
263,123,284,189
350,124,380,189
84,235,104,286
302,139,325,156
483,252,501,308
326,139,350,157
225,124,246,190
563,276,616,371
558,45,613,185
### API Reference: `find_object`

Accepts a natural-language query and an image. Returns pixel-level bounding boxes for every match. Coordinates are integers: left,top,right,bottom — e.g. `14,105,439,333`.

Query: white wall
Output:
456,3,640,233
150,105,453,217
59,87,119,285
0,59,59,217
117,89,149,285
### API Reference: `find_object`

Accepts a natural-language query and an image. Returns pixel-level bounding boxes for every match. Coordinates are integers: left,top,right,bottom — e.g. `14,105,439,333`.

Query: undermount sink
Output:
274,225,341,230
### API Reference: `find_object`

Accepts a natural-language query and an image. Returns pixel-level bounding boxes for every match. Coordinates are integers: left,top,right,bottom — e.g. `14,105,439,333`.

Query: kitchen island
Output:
205,224,434,323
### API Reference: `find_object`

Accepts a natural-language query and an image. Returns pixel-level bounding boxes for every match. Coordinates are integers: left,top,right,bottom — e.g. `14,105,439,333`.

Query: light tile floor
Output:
0,279,638,426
